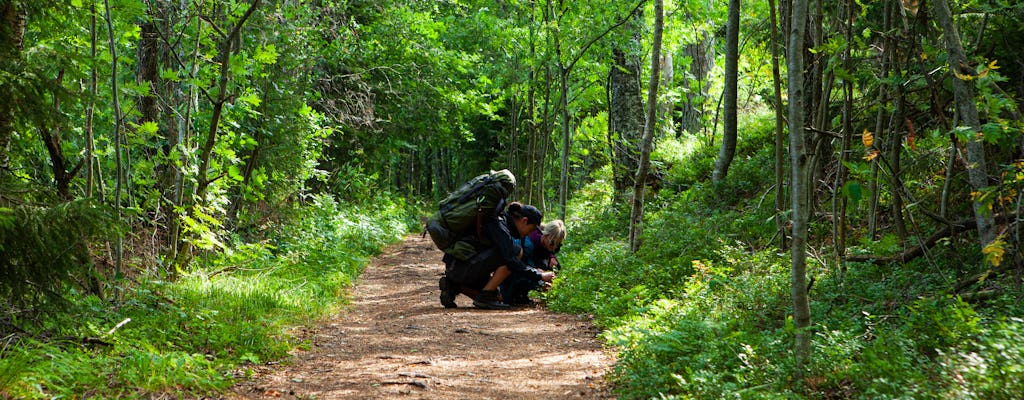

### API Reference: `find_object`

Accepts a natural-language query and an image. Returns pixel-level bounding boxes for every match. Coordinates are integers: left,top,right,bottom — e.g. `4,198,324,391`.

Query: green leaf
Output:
842,181,863,204
254,44,279,65
136,121,159,136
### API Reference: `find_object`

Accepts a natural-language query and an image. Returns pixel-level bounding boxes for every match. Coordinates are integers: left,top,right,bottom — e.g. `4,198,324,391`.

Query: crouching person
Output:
500,219,565,306
439,202,555,309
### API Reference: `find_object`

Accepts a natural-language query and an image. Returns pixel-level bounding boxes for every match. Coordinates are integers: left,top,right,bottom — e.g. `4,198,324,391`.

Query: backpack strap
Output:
473,184,508,241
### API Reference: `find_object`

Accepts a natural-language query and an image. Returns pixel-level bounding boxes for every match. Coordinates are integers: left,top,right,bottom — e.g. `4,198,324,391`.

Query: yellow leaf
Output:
862,129,873,147
864,149,879,161
982,239,1005,267
954,70,975,81
988,59,1000,70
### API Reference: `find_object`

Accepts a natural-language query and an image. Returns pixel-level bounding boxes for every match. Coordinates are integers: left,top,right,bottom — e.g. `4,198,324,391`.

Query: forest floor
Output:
230,234,616,399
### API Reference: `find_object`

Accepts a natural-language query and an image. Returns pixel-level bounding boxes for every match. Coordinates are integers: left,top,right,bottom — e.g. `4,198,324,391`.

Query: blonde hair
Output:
540,219,566,248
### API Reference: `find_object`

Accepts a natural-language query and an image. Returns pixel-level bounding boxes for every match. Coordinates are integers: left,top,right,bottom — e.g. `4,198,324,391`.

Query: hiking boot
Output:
439,276,458,309
472,290,510,310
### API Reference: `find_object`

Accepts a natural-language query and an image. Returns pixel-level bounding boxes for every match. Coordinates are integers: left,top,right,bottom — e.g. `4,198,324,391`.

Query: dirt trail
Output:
231,234,615,399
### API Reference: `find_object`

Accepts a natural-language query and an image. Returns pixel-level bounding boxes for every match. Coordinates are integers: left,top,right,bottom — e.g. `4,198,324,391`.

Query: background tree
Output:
787,0,813,377
629,0,663,253
0,0,25,171
711,0,739,184
608,7,644,199
933,0,995,248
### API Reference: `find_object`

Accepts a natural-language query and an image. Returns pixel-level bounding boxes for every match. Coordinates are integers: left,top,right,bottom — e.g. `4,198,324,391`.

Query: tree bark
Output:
932,0,995,248
0,1,25,172
629,0,663,253
40,71,84,200
868,2,894,240
769,0,787,252
679,28,713,138
102,0,126,288
834,0,855,274
658,52,673,136
787,0,813,378
712,0,740,184
86,3,98,199
609,8,644,199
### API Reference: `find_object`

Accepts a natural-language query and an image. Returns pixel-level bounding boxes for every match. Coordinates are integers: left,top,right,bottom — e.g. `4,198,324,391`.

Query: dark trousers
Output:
499,272,541,305
443,247,501,291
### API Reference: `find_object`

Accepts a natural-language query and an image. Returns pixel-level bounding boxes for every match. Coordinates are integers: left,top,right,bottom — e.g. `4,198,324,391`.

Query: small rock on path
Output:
231,234,615,399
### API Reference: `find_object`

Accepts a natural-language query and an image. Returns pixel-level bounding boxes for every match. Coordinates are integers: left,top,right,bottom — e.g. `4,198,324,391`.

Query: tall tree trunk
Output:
933,0,995,247
868,2,894,240
769,0,787,251
538,63,552,212
658,52,673,136
609,9,644,198
679,28,713,138
835,0,855,275
558,68,570,219
889,82,908,243
629,0,663,253
138,13,161,135
712,0,740,184
102,0,126,289
787,0,813,378
0,1,25,171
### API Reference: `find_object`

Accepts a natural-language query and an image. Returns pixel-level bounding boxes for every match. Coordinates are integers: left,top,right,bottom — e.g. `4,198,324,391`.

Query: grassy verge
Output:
0,194,417,398
546,116,1024,399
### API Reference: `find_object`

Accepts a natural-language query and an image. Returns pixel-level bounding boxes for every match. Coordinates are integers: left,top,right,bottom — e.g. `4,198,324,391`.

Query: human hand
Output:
541,271,555,282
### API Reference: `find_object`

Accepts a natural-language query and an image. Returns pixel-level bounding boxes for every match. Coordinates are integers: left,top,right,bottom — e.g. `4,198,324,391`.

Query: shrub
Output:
939,318,1024,399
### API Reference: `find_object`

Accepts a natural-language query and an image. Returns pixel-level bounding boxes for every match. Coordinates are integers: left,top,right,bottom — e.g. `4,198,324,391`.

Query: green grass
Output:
1,193,417,398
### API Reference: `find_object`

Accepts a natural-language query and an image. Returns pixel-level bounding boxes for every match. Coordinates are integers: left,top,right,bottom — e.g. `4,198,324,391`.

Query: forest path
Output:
230,234,615,399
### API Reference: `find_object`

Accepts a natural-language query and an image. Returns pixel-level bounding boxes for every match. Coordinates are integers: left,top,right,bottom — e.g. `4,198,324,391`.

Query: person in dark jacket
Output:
500,219,565,306
439,202,555,309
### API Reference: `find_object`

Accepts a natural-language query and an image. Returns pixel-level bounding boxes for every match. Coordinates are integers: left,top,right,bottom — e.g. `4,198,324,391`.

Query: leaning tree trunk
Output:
176,0,262,271
712,0,740,184
787,0,813,378
932,0,995,248
629,0,663,253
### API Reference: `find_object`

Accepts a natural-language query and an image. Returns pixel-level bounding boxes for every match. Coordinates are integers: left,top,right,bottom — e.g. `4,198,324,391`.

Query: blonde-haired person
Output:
533,219,565,269
500,219,566,306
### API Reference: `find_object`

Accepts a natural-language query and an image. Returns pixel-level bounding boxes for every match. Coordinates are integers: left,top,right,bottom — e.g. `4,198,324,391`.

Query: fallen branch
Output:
952,263,1017,293
846,212,1018,264
845,219,972,263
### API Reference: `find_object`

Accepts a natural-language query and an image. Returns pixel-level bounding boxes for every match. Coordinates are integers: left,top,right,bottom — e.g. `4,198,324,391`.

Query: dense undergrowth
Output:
0,194,416,398
546,115,1024,399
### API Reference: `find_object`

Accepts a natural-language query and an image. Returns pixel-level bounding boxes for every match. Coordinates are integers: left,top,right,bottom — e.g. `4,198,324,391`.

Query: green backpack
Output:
425,169,516,259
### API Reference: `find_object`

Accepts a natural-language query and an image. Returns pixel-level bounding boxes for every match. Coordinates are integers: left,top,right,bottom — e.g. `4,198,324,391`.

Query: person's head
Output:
539,219,566,253
507,202,542,237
